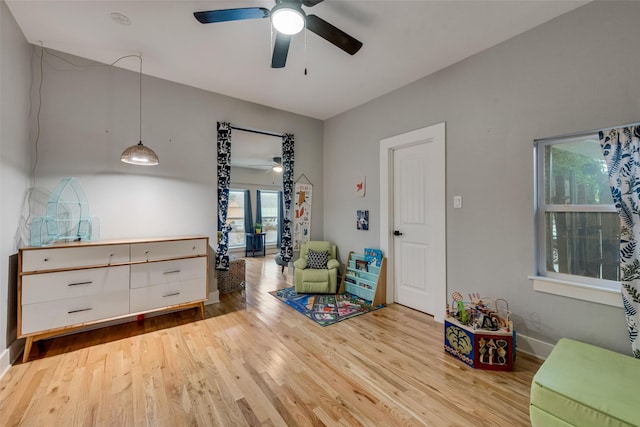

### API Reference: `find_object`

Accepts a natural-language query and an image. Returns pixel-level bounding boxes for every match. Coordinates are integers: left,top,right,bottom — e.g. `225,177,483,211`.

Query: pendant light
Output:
120,55,159,166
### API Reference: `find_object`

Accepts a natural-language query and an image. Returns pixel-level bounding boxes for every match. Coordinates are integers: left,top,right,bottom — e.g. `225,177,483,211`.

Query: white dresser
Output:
18,235,209,362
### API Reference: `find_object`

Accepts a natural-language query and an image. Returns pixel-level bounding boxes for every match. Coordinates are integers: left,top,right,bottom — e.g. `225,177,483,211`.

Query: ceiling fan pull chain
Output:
304,27,308,76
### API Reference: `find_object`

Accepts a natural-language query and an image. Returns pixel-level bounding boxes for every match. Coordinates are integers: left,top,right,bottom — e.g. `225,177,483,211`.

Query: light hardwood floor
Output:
0,255,541,426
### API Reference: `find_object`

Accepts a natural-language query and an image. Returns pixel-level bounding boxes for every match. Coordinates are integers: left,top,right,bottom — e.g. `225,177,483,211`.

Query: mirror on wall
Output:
230,130,283,185
227,129,283,249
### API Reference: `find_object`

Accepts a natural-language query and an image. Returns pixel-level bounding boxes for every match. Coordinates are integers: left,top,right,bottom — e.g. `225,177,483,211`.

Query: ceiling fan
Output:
194,0,363,68
249,156,283,173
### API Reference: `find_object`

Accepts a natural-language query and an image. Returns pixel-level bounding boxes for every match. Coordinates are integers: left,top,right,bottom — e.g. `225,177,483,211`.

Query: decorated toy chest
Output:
444,292,516,371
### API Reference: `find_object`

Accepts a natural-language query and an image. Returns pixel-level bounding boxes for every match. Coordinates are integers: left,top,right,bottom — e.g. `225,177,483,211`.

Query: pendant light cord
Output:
108,53,143,143
139,55,143,144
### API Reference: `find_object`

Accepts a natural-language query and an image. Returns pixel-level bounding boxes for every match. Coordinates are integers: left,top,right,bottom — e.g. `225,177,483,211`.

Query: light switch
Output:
453,196,463,209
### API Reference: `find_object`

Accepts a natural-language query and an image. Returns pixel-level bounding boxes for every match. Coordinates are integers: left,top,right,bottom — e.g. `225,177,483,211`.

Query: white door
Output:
380,123,446,320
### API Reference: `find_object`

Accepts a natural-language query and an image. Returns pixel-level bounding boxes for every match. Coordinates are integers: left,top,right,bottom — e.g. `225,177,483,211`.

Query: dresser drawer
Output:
21,244,130,272
21,290,130,335
130,257,206,289
130,238,207,262
130,278,207,313
21,265,129,305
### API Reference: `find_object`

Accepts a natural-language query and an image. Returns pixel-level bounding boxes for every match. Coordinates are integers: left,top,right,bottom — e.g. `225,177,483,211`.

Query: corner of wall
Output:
0,339,25,380
207,290,220,305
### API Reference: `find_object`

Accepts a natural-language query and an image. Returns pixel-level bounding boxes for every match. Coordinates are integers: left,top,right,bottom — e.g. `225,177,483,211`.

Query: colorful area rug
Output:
269,287,383,326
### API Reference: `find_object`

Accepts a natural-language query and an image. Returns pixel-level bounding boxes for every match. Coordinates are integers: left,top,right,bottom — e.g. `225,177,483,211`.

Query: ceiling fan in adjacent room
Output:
249,156,283,173
193,0,363,68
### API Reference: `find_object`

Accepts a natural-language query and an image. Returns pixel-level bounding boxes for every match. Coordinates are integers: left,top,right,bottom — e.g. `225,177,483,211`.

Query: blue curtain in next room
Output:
243,190,253,239
254,190,264,253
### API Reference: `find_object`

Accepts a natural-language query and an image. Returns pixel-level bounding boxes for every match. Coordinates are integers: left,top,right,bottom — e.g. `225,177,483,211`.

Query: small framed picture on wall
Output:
357,210,369,230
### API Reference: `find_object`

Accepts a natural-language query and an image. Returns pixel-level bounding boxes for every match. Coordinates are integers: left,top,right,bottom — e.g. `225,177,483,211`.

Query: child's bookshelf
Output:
339,251,386,306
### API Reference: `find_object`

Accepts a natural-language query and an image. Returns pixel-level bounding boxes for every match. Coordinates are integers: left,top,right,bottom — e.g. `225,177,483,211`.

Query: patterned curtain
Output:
280,134,294,262
216,122,232,270
277,191,284,248
600,125,640,358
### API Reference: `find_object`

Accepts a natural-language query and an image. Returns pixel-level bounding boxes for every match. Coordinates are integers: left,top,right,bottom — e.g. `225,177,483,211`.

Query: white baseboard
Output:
207,290,220,305
0,339,25,380
0,348,11,380
516,333,554,360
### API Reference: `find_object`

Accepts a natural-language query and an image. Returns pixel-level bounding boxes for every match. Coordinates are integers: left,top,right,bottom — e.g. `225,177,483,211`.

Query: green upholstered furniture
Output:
530,338,640,427
293,241,339,294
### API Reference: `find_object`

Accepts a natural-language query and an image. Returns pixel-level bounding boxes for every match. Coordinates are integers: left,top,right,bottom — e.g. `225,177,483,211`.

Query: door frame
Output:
379,122,447,321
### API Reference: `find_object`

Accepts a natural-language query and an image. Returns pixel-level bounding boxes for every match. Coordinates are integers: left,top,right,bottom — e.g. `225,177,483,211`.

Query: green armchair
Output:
293,241,340,294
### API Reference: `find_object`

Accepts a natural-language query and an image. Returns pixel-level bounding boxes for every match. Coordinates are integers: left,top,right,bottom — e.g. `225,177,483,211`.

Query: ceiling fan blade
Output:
194,8,269,24
306,14,363,55
302,0,325,7
271,32,291,68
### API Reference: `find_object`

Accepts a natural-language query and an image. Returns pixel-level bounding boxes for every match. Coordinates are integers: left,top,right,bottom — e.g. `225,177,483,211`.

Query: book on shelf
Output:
355,259,368,271
345,276,356,284
364,248,383,268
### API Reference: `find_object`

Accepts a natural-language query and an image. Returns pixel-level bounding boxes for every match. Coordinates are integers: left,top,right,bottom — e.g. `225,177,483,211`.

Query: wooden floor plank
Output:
0,255,541,426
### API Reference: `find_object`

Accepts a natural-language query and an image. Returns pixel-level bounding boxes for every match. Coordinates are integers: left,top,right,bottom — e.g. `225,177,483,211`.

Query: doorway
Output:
379,123,446,321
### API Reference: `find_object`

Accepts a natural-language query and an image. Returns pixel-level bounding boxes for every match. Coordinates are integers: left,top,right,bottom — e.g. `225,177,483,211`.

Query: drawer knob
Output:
44,258,49,262
163,270,181,275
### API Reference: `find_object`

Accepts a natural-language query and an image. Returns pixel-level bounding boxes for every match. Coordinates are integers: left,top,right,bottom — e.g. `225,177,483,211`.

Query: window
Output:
534,133,621,304
259,191,280,245
226,190,246,248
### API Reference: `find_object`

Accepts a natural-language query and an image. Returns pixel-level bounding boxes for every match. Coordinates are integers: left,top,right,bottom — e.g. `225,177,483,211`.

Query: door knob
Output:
393,230,403,236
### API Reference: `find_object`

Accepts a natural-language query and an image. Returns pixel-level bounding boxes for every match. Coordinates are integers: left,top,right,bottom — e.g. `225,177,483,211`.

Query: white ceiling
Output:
7,0,588,122
6,0,588,169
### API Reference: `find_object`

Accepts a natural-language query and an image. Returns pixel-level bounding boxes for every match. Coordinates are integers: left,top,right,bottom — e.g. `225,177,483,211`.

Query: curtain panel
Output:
216,122,232,270
600,125,640,358
255,190,263,227
280,134,294,262
243,189,253,237
254,190,264,253
277,191,284,248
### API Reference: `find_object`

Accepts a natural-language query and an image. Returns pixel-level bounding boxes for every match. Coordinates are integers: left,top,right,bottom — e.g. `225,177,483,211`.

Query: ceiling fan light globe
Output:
273,165,283,172
271,6,305,35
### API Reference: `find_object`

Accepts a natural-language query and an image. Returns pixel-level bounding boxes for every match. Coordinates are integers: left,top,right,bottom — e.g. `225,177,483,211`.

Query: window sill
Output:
529,276,622,308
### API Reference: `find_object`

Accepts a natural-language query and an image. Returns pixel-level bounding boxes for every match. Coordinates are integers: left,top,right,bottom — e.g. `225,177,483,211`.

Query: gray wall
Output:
30,48,323,244
324,1,639,355
0,0,32,366
3,0,638,363
0,22,323,363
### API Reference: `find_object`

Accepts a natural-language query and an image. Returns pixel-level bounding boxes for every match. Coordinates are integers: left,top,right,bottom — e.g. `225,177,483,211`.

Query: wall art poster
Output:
357,210,369,231
294,182,312,250
356,177,366,197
